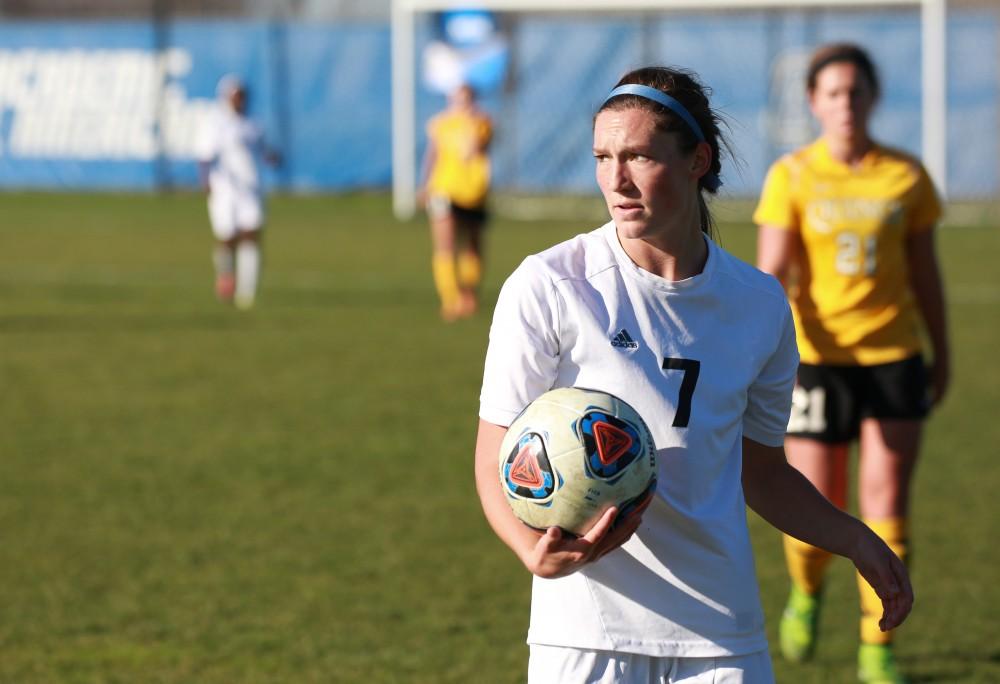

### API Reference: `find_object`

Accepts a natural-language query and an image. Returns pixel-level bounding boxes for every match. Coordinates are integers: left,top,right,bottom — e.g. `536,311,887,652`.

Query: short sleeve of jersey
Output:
479,257,561,427
906,164,943,235
742,299,799,447
752,160,797,231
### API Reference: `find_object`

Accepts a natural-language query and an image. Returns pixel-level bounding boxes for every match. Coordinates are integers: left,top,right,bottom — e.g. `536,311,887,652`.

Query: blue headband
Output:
601,83,721,191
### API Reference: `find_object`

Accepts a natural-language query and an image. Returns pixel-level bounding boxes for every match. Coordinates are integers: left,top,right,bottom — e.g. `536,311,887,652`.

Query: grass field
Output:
0,192,997,683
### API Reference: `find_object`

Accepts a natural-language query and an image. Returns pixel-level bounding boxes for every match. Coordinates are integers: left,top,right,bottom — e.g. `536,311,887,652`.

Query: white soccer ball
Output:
498,387,657,537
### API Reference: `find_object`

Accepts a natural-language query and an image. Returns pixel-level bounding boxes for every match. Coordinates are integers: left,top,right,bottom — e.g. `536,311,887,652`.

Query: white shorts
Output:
426,193,451,220
527,645,774,684
208,190,264,241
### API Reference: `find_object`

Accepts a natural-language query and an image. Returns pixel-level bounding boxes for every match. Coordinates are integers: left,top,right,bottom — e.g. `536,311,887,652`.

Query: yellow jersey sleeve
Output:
753,158,798,230
905,164,942,234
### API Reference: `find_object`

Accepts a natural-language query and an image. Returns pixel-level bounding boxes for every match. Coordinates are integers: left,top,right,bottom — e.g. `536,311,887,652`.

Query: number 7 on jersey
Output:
662,357,700,427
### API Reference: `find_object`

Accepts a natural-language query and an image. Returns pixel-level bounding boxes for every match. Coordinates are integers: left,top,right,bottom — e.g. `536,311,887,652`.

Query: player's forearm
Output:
197,162,212,190
475,460,541,564
742,439,865,559
908,230,950,362
474,420,540,564
418,145,436,188
756,226,796,287
912,265,949,362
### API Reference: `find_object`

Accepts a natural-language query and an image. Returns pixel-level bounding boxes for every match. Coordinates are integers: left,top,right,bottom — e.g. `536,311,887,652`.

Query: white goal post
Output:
391,0,947,219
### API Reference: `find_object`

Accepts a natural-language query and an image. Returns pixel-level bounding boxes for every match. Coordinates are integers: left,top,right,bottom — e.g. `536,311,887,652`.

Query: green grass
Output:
0,193,997,682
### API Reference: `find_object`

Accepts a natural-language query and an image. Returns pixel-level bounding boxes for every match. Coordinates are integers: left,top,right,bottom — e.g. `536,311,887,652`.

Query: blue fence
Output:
0,10,995,197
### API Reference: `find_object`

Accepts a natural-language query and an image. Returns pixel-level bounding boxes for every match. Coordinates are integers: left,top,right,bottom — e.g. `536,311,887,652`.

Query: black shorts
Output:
452,202,487,224
786,355,930,443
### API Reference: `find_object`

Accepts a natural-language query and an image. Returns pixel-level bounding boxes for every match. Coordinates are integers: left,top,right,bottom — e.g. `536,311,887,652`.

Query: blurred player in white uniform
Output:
197,75,278,310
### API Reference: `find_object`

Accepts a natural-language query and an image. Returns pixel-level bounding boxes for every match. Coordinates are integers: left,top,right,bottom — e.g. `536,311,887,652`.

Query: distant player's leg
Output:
233,194,265,310
780,365,854,662
213,240,236,301
428,196,461,321
208,192,237,302
455,212,485,317
234,230,262,310
855,357,926,683
856,418,921,684
780,436,848,662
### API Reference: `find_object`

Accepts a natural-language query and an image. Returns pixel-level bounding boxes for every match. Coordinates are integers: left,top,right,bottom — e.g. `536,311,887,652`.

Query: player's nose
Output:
609,160,632,190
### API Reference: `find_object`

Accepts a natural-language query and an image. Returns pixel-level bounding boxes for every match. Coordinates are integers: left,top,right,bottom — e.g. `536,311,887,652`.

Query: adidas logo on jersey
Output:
610,329,639,350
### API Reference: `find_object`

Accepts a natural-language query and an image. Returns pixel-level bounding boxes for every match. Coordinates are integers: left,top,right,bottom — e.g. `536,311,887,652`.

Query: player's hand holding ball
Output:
498,387,657,577
521,505,642,579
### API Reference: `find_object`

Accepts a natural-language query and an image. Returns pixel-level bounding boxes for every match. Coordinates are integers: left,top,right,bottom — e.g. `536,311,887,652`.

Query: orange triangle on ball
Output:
593,421,633,465
510,443,545,488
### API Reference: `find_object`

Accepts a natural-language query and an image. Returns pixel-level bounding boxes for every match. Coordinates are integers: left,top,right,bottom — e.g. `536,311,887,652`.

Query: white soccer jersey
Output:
480,222,798,657
197,104,265,198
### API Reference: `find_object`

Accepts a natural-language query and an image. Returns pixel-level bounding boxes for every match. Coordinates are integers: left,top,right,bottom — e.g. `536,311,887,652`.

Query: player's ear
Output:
690,141,712,181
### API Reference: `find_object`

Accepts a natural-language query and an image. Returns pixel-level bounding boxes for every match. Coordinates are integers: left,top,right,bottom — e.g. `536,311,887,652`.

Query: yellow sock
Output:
858,518,908,645
784,534,832,596
432,252,461,314
456,250,482,290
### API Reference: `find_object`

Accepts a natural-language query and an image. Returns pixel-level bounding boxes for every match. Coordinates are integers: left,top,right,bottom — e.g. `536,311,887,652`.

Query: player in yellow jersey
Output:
419,83,493,321
754,44,949,684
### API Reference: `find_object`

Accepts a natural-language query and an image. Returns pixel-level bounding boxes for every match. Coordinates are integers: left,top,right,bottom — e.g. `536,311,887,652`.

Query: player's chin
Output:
612,214,651,237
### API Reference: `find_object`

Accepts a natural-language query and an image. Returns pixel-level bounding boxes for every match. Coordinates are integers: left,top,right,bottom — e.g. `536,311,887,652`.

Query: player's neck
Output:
823,133,874,167
620,222,708,282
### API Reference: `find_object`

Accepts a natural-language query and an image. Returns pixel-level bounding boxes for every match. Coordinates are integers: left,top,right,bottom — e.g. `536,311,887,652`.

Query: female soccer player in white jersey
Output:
474,66,913,683
755,44,948,683
197,75,279,310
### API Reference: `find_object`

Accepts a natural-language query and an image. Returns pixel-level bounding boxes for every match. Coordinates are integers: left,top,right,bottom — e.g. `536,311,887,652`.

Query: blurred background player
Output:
419,83,493,321
197,74,279,310
754,43,949,684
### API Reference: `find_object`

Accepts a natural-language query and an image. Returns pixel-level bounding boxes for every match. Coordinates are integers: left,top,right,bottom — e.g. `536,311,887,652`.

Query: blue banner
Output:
0,13,995,197
0,20,391,192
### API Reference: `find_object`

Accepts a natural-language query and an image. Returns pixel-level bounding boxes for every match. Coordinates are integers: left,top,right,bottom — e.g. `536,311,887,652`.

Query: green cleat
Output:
779,585,820,662
858,643,907,683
